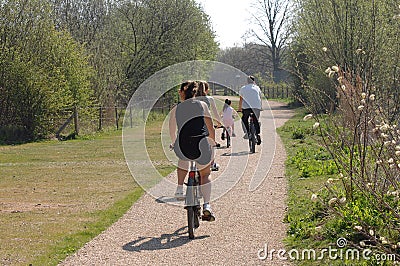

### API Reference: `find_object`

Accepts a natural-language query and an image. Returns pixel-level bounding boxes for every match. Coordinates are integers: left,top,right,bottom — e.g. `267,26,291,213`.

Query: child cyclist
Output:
221,99,236,139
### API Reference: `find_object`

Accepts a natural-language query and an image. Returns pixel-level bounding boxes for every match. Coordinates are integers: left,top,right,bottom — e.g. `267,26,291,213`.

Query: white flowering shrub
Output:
308,66,400,260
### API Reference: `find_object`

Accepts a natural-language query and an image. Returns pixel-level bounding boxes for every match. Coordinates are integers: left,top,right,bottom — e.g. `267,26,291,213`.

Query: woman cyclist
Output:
195,80,222,171
169,81,216,221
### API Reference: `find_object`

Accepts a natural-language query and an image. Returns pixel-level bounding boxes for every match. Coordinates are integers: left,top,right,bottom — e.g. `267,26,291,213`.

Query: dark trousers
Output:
241,108,261,135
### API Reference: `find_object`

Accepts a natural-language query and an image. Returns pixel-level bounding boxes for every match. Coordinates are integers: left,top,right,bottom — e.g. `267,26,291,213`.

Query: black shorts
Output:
174,136,212,165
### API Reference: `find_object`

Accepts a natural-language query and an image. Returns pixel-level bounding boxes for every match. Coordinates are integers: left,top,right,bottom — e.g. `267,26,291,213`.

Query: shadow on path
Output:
220,151,251,157
122,227,210,252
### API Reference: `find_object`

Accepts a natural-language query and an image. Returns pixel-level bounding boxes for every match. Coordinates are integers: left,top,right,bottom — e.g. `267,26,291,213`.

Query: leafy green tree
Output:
291,0,400,113
111,0,218,102
0,0,94,141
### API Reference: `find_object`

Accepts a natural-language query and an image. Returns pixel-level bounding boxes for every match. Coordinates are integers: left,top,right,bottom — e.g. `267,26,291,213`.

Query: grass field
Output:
0,117,172,265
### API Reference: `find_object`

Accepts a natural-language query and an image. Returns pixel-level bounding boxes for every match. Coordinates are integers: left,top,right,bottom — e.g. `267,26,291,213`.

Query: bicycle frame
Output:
185,161,201,239
185,161,200,207
223,126,231,148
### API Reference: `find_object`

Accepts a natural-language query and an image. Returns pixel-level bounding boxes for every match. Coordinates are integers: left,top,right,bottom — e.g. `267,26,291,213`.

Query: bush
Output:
0,125,30,144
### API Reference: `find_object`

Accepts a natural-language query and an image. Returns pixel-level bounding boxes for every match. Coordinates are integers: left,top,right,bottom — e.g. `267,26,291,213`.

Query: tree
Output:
217,43,272,79
249,0,291,82
292,0,400,113
0,0,94,141
110,0,218,102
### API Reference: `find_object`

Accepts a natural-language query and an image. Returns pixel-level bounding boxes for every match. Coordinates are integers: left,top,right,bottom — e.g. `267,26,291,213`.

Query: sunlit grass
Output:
0,117,174,265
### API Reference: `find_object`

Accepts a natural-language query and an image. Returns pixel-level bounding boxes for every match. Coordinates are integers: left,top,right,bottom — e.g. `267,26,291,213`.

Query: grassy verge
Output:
0,117,173,265
277,108,335,265
278,109,395,265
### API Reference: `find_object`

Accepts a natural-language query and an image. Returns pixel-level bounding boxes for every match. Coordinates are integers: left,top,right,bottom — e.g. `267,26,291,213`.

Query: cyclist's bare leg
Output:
177,159,189,186
197,163,211,203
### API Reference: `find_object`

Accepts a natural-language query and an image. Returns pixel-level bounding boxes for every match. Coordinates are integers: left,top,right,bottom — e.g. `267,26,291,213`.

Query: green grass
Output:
278,109,395,266
278,109,348,265
0,118,173,265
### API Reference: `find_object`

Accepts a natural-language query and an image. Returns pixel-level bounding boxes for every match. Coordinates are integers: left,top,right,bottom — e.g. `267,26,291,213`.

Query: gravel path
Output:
60,100,295,266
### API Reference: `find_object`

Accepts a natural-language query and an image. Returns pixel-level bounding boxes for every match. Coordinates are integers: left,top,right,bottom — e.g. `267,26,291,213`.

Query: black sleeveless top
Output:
175,99,209,139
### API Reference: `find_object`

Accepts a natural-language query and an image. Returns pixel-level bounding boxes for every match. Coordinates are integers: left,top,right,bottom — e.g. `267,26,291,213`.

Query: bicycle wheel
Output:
187,207,195,239
249,123,256,153
226,128,231,148
194,206,200,228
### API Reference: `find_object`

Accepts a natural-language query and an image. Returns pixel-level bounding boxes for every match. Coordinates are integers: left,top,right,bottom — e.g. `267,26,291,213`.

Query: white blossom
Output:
380,124,389,132
322,47,328,52
313,122,320,129
358,105,364,111
381,133,389,139
369,94,375,101
327,178,336,184
360,241,366,247
361,92,367,99
328,197,338,206
311,194,318,202
369,229,374,236
388,158,394,164
354,225,363,231
341,85,346,91
303,114,313,121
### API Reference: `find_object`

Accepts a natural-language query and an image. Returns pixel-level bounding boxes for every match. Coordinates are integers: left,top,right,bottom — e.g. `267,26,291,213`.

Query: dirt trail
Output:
60,100,295,266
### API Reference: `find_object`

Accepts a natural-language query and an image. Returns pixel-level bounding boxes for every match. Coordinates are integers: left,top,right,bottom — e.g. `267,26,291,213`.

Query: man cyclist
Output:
238,75,263,145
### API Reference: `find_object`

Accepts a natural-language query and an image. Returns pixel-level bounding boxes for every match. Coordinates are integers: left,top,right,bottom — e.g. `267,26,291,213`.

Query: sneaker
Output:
202,203,215,221
221,132,225,140
243,133,249,139
256,134,261,145
211,162,220,171
174,186,185,200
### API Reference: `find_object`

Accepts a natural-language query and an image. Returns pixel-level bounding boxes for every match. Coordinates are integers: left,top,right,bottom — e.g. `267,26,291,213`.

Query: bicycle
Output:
239,111,257,153
248,113,257,153
185,160,214,239
215,125,231,148
223,126,231,148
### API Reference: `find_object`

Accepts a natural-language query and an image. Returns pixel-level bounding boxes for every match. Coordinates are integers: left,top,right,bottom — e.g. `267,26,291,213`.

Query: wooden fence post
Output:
130,106,133,128
74,106,79,135
98,106,103,131
115,105,119,129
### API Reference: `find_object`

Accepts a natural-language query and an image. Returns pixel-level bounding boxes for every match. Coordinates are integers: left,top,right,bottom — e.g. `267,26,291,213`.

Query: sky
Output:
196,0,254,48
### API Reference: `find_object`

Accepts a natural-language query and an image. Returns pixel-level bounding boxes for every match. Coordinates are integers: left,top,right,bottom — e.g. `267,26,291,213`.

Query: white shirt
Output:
239,83,263,109
222,106,234,127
